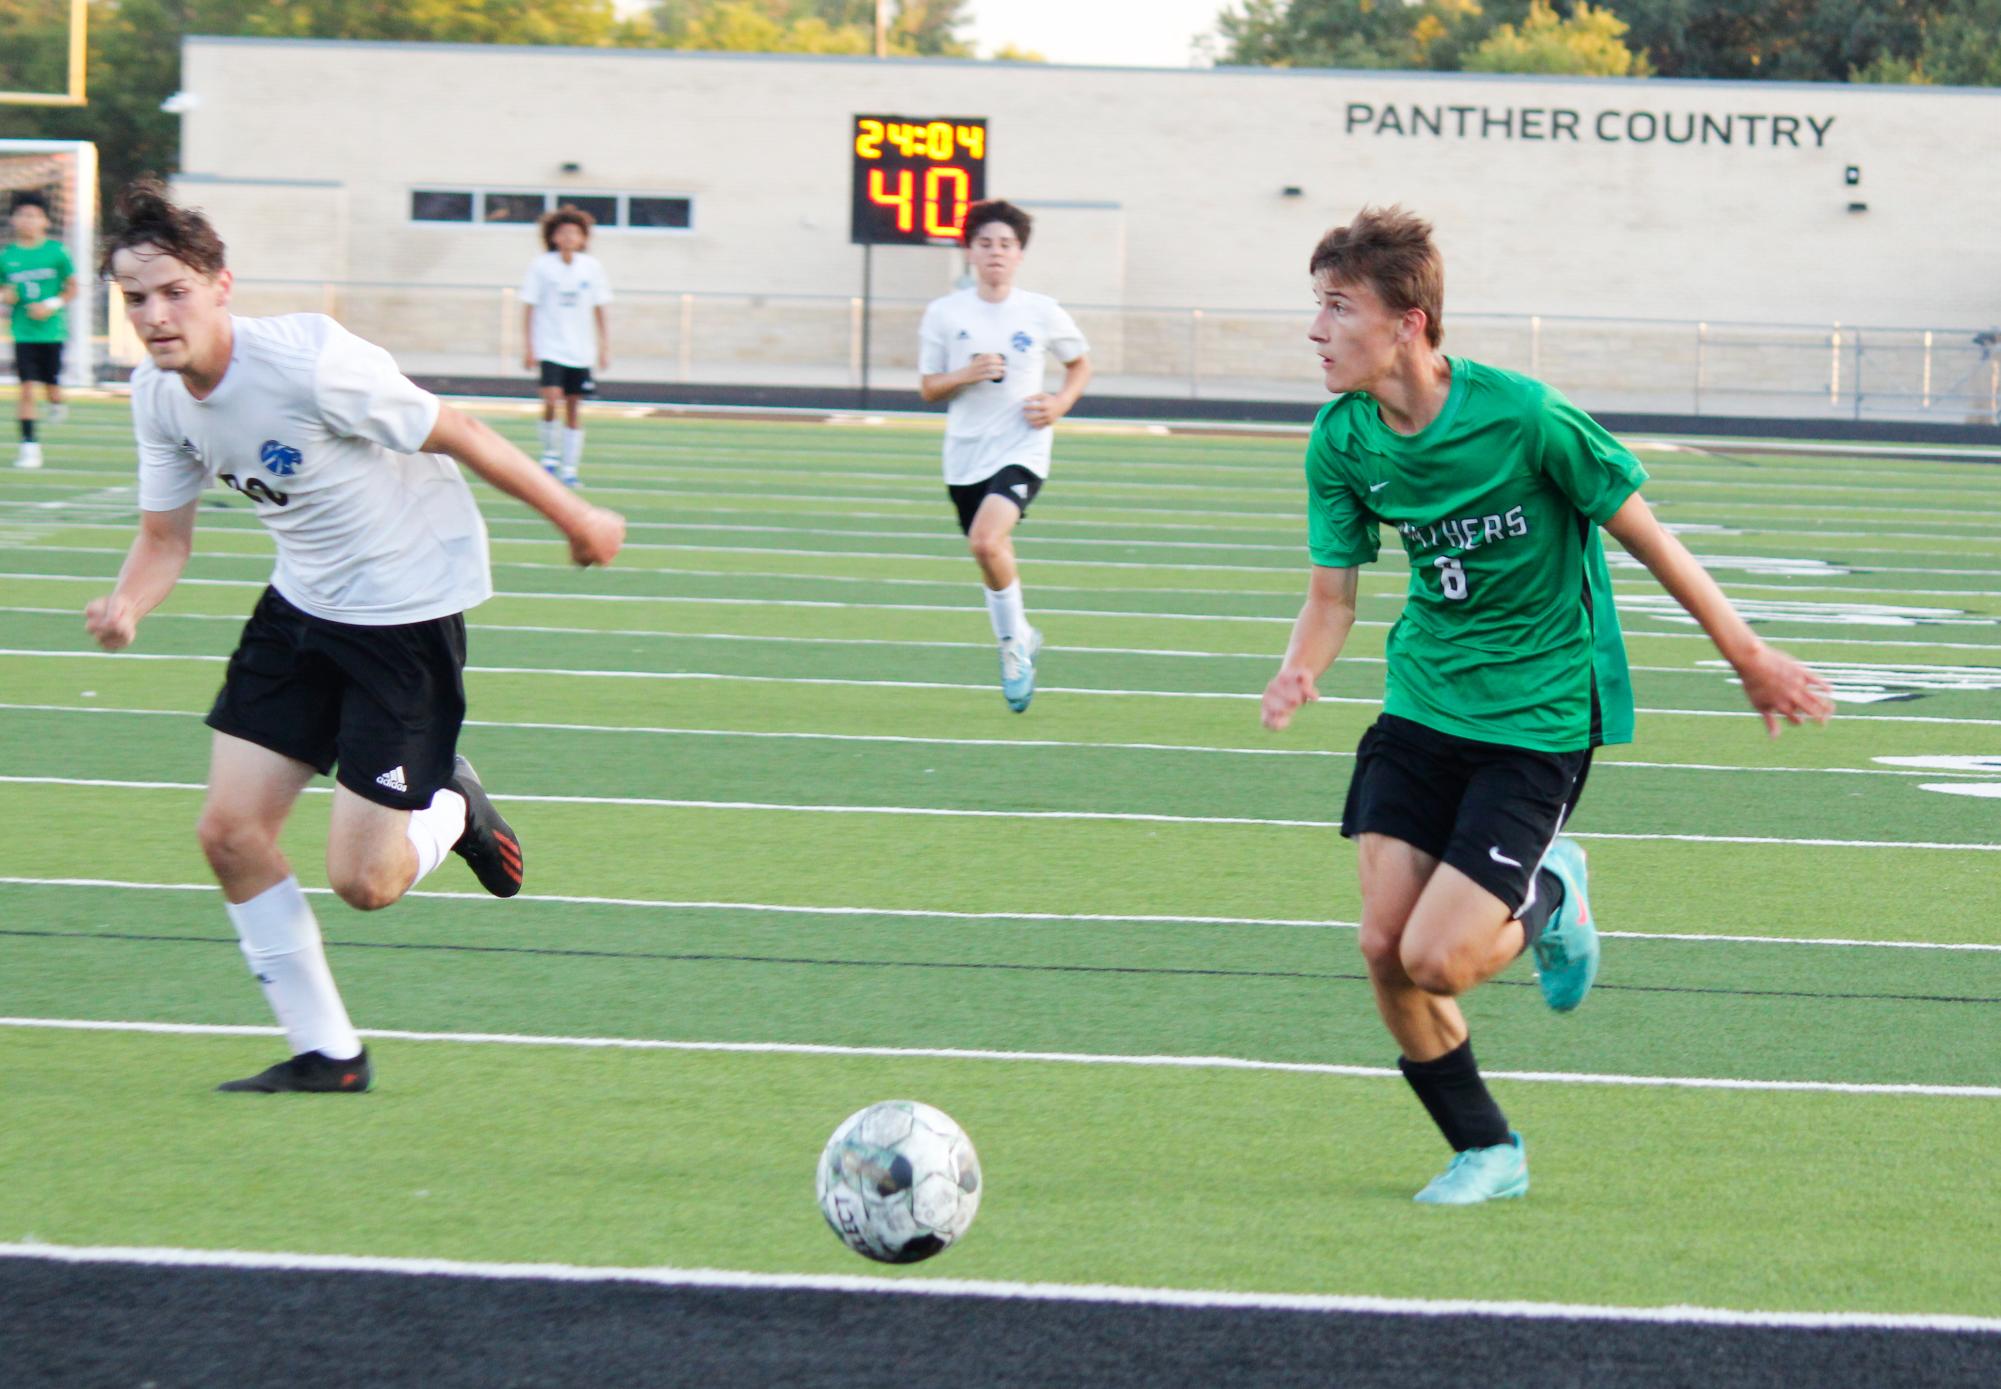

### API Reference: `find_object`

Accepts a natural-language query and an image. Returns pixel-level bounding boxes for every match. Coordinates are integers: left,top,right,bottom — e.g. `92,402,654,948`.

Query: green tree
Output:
0,0,74,96
1908,0,2001,84
1215,0,1495,72
1613,1,1938,82
1465,0,1652,75
645,0,972,55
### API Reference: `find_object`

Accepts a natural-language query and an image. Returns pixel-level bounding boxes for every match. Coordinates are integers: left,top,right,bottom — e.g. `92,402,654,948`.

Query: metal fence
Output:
98,279,2001,425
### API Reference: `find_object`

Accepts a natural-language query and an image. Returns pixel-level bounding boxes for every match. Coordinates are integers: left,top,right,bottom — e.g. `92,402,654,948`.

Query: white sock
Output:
562,426,584,473
538,418,559,457
404,787,467,887
985,581,1027,644
225,876,363,1060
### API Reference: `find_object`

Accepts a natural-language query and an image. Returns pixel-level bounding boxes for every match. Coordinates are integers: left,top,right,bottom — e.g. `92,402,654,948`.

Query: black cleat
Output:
449,753,523,898
217,1048,372,1093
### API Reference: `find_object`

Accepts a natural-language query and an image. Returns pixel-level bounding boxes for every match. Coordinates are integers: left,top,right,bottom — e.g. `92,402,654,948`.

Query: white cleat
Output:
14,442,43,470
1000,626,1042,713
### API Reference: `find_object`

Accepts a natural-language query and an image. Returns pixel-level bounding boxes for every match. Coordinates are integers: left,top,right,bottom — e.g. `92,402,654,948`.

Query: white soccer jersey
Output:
520,250,612,368
918,288,1090,486
131,314,492,625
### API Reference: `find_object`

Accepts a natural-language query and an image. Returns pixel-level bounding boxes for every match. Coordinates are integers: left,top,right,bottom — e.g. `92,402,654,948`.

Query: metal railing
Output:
90,279,2001,425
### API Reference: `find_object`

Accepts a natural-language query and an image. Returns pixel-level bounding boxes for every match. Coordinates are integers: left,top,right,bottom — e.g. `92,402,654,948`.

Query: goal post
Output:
2,139,98,389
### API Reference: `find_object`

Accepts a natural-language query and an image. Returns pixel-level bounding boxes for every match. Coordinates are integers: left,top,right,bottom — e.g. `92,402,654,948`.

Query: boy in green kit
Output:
1261,207,1833,1205
3,191,76,470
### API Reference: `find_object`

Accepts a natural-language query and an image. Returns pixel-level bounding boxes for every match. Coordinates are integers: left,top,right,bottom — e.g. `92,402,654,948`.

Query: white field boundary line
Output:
5,875,1998,954
15,606,1953,684
6,649,1999,727
22,491,2001,558
15,464,2000,532
9,571,2001,655
4,702,1990,781
4,1017,1998,1100
4,777,1999,851
30,516,2001,580
15,540,2001,598
0,1244,1996,1335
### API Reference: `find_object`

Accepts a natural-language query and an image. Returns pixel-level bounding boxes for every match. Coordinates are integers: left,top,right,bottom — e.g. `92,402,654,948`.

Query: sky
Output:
967,0,1228,68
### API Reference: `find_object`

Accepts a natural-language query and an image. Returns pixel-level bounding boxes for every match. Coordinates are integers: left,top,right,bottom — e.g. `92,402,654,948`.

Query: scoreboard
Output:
850,114,988,246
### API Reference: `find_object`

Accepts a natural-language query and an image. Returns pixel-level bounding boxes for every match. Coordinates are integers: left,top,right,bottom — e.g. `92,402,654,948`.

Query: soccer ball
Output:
816,1100,982,1264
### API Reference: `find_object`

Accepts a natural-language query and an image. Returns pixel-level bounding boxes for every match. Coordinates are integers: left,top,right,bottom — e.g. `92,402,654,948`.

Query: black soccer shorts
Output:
206,587,469,811
13,340,62,385
538,360,596,397
948,464,1043,534
1340,713,1592,915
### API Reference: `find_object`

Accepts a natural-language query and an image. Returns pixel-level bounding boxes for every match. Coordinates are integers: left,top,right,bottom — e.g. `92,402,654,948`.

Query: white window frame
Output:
408,187,696,235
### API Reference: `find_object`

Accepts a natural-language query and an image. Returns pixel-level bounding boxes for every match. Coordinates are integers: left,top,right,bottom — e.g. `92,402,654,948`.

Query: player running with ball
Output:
88,180,626,1094
1261,207,1831,1205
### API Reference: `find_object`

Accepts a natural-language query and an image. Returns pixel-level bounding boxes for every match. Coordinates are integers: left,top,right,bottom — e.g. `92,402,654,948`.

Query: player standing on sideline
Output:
87,179,626,1093
520,206,611,486
1261,207,1831,1204
919,201,1092,712
3,191,77,470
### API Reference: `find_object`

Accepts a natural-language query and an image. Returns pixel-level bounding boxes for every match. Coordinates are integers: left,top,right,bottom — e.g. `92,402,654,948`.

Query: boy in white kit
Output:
88,180,626,1093
520,206,612,485
918,201,1092,712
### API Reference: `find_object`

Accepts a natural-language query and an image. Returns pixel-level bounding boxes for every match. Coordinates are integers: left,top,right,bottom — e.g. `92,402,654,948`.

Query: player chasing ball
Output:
87,179,627,1093
919,200,1091,712
520,205,612,486
1261,207,1833,1204
4,191,77,470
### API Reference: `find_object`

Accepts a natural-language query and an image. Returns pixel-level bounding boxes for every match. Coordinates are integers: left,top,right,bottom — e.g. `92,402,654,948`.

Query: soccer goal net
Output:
2,140,98,388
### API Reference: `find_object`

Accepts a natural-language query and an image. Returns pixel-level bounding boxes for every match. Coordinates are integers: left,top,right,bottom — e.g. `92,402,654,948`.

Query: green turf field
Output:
2,401,1997,1317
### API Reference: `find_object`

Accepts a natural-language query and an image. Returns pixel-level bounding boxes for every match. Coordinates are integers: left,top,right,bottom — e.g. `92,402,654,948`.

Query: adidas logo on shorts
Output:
375,766,409,793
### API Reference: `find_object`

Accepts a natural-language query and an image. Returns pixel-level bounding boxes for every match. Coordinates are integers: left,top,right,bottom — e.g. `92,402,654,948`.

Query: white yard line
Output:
7,569,2001,655
7,648,2001,725
3,701,1991,780
3,776,1998,849
13,539,2001,596
2,1016,1998,1099
4,874,1997,952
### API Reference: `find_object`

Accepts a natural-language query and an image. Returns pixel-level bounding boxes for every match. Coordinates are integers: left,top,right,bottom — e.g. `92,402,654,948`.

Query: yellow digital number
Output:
855,118,884,159
954,124,985,161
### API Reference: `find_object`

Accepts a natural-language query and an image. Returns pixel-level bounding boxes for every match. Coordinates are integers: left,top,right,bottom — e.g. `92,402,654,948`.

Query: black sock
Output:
19,418,34,443
1516,867,1565,953
1399,1038,1511,1152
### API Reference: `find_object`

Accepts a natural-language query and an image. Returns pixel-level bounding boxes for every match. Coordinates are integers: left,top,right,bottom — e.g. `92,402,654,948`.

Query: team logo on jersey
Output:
178,437,203,463
955,330,971,340
1011,331,1034,352
259,440,302,477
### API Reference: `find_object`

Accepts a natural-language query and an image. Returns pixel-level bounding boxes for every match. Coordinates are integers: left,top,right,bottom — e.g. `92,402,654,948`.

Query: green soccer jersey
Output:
1305,357,1648,752
3,239,74,344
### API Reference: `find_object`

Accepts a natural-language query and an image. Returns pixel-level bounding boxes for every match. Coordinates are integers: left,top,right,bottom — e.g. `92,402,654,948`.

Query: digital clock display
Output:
850,114,988,246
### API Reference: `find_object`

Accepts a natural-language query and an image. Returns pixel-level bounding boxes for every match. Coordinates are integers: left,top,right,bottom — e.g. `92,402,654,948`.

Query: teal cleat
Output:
1533,836,1599,1012
1000,627,1042,713
1413,1132,1528,1205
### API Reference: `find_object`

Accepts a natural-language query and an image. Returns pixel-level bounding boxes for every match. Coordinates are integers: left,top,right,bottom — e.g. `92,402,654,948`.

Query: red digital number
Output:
923,166,972,240
868,167,915,233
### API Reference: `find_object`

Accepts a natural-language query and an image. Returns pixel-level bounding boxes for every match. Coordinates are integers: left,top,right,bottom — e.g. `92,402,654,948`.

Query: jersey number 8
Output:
1433,554,1468,601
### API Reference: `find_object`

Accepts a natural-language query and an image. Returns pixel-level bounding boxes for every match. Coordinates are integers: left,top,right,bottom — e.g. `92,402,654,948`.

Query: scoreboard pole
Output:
849,114,989,409
860,241,876,408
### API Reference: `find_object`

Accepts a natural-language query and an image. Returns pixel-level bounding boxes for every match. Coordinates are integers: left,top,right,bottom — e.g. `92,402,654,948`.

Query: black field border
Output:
3,1255,1997,1389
